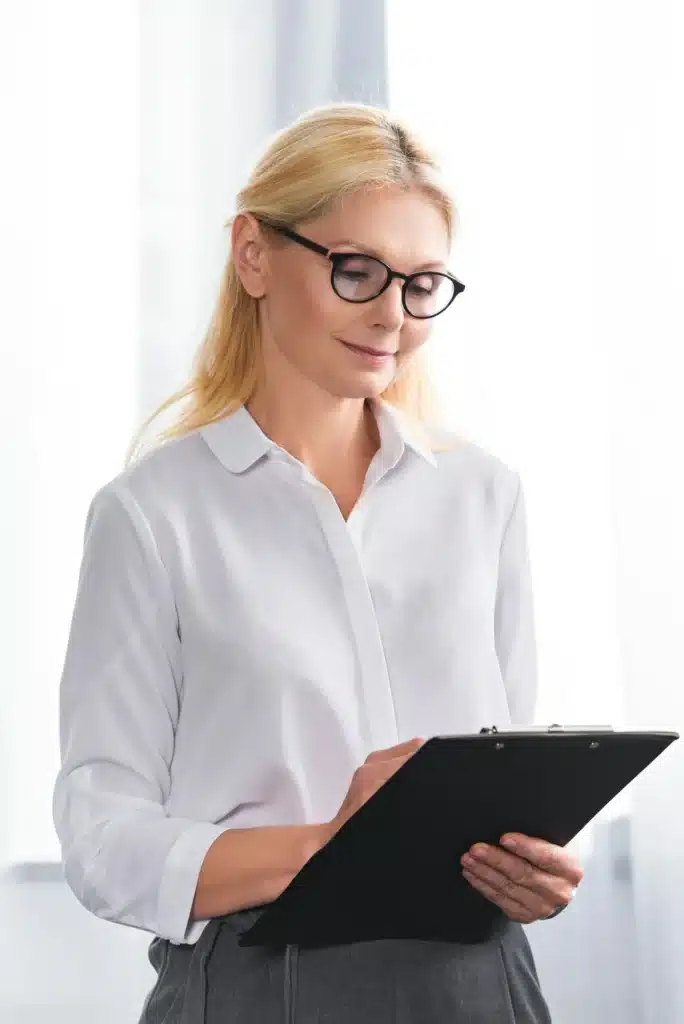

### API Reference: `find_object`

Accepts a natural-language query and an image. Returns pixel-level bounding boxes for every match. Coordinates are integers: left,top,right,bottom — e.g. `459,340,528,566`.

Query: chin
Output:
331,373,395,400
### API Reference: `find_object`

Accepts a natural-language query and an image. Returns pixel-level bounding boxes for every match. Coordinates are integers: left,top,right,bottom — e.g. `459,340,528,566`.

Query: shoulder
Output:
427,422,522,502
85,430,211,529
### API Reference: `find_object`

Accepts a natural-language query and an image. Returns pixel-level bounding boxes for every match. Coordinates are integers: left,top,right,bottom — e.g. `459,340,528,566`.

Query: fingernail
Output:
501,836,517,850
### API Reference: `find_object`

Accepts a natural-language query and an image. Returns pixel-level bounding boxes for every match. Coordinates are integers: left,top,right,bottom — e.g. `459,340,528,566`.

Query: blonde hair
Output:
125,103,460,465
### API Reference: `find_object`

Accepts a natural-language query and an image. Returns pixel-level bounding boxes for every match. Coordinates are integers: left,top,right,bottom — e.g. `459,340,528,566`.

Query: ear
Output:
231,213,270,298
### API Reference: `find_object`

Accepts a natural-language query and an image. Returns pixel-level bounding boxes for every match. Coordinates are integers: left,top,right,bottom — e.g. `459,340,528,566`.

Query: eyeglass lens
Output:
332,254,456,317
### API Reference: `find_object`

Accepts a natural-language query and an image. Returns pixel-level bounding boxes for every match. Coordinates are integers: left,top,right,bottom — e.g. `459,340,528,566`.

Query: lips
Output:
340,340,396,356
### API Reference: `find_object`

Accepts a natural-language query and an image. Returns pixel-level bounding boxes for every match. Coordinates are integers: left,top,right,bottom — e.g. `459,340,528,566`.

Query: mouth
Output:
338,339,397,362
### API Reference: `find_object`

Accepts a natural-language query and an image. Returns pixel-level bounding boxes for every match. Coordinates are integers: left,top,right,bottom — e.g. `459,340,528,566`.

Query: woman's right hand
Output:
324,737,425,843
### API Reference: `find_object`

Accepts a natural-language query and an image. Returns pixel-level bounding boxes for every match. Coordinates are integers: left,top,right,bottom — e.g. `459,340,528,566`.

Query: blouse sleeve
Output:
494,473,539,725
52,482,226,944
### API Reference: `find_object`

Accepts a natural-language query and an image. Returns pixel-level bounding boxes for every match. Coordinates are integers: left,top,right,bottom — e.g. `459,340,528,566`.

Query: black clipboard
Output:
240,726,679,949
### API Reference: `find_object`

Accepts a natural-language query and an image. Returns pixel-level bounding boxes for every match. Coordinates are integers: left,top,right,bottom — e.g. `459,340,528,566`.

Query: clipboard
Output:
240,726,679,949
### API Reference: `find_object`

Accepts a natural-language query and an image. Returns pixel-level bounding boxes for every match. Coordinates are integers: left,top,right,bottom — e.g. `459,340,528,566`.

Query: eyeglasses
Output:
262,222,465,319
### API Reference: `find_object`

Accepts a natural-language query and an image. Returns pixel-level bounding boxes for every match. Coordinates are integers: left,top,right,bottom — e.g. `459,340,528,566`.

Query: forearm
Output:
190,822,330,921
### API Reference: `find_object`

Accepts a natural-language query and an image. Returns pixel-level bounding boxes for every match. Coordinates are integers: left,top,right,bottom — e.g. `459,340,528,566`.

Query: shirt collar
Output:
199,397,438,475
373,398,438,468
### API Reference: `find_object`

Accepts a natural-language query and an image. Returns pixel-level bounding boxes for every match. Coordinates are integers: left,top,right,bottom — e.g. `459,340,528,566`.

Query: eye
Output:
335,255,376,281
337,267,372,282
407,273,440,296
332,255,388,300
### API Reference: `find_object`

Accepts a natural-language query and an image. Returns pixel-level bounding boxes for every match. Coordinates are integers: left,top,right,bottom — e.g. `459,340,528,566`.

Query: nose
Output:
369,278,405,331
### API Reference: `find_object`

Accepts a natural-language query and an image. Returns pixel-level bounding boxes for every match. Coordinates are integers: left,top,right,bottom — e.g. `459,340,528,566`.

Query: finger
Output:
365,738,424,764
375,751,419,780
499,835,584,886
462,856,561,915
366,761,406,787
465,844,575,906
365,738,424,763
462,868,536,924
464,845,552,901
358,757,413,794
464,862,561,921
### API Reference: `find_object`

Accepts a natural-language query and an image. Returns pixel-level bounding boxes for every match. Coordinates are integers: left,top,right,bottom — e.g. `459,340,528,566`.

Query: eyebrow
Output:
325,238,449,273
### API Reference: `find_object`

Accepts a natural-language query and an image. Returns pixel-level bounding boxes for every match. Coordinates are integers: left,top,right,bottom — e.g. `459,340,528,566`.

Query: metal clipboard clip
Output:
479,724,614,735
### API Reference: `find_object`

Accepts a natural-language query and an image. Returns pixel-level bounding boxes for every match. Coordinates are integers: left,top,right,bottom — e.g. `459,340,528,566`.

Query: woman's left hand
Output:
460,833,584,924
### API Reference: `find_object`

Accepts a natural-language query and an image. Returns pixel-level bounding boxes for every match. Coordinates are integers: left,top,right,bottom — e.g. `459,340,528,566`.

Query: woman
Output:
53,103,582,1023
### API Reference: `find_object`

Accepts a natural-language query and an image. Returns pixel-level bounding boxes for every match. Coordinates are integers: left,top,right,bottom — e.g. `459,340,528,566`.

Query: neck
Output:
245,388,380,481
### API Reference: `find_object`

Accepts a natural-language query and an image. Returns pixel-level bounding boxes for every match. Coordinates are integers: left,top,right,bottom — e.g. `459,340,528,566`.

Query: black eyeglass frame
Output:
262,222,465,319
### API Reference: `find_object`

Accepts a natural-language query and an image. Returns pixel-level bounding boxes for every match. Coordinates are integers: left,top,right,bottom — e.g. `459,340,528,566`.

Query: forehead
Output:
302,186,451,268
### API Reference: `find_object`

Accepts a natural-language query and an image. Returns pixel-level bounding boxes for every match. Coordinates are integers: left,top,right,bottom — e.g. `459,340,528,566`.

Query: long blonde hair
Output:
125,103,459,465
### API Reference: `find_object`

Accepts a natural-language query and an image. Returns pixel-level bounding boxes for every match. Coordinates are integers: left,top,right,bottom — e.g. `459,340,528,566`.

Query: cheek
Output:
271,266,342,335
305,286,346,330
400,321,432,356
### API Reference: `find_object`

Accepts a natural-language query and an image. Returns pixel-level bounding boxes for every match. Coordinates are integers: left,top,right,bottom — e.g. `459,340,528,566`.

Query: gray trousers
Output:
138,906,552,1023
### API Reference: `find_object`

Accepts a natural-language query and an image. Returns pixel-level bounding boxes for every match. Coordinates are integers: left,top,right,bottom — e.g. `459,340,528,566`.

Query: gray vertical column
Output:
273,0,387,131
335,0,387,106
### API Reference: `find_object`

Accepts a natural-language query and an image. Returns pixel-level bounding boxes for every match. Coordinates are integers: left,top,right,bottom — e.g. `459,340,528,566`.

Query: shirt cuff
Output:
157,821,229,945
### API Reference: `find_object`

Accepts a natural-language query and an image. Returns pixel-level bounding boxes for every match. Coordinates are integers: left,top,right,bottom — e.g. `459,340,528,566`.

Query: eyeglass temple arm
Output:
269,224,331,258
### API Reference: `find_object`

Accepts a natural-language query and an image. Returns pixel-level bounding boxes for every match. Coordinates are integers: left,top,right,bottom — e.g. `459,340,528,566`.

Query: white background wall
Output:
0,1,140,869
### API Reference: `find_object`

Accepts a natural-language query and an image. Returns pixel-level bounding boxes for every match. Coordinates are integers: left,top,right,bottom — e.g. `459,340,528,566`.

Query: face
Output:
232,185,451,402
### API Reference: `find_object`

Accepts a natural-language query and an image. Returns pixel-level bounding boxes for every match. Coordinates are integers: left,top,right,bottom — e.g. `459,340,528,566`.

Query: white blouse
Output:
52,397,538,947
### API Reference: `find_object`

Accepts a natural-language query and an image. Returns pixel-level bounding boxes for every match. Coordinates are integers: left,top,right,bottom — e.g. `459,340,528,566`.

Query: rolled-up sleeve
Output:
52,482,226,944
494,473,539,725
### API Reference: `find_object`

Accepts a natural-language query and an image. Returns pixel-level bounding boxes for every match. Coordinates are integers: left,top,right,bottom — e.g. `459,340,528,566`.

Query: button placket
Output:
306,482,400,752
